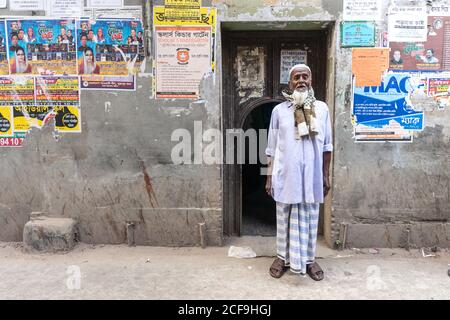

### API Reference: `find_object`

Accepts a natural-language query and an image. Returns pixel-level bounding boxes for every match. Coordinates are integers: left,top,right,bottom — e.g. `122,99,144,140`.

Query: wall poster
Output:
6,19,77,75
76,19,145,76
155,25,211,99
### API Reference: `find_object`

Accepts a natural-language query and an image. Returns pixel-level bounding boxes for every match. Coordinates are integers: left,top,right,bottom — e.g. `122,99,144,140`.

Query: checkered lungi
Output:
276,202,320,275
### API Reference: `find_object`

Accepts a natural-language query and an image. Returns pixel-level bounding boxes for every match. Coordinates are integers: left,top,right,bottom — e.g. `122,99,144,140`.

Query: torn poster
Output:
155,25,212,99
389,16,450,71
388,6,428,42
76,19,145,76
0,76,35,106
13,105,53,132
427,77,450,109
35,76,80,106
6,19,77,75
352,73,424,131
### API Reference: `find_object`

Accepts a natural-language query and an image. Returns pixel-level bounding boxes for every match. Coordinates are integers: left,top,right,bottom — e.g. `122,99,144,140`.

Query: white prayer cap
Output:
289,64,311,77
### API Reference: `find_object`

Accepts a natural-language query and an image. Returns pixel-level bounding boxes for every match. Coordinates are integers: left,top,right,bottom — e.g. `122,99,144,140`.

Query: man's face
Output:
426,50,433,58
393,51,401,62
289,67,311,92
88,31,94,39
11,35,18,46
18,30,24,40
138,32,142,38
131,30,136,38
81,36,87,46
28,28,33,38
61,28,66,36
98,29,103,37
68,30,72,37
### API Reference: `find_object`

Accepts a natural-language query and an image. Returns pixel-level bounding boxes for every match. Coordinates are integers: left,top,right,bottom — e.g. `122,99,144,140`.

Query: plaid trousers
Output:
276,202,320,275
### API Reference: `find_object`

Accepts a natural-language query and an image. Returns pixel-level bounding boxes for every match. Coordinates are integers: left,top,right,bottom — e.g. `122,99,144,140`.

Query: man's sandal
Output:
306,262,324,281
269,258,288,278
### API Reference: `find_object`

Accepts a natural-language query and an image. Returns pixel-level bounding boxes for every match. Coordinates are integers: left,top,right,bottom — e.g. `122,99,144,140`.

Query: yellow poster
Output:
54,106,81,133
154,6,217,71
13,106,53,132
0,106,13,136
164,0,201,21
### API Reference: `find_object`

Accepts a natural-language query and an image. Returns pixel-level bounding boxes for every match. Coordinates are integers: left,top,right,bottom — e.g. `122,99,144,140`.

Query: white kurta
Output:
265,100,333,204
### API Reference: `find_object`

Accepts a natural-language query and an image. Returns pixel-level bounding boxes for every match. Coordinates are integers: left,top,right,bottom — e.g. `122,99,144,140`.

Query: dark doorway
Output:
222,28,330,237
241,101,279,236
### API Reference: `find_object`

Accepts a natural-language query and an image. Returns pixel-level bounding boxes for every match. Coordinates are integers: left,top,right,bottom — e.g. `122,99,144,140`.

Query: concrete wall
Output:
1,0,449,248
0,0,222,246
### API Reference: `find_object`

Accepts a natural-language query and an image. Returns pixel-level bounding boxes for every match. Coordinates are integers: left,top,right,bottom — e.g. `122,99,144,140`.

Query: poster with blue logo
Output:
0,21,8,75
6,19,77,75
353,73,424,132
76,19,144,76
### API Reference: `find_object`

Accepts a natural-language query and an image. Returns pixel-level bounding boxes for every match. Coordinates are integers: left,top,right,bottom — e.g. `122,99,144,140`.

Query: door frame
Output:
222,29,331,237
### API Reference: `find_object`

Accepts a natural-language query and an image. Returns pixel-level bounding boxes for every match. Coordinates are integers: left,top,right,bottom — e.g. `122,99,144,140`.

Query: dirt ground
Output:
0,237,449,300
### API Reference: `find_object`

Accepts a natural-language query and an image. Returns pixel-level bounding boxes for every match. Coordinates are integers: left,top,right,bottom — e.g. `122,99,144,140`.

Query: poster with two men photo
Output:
5,19,77,75
76,19,144,76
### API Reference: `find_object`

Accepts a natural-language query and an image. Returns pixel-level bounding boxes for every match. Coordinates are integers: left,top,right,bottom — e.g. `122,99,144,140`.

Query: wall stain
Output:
139,159,159,208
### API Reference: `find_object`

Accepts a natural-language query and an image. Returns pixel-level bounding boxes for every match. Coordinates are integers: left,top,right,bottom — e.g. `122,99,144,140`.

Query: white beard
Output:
292,89,308,105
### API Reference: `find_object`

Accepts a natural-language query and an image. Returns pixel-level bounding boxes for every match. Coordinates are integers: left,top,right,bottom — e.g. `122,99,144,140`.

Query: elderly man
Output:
265,64,333,281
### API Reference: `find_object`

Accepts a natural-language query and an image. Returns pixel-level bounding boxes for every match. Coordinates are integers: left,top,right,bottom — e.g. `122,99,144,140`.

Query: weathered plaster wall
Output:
332,0,450,248
1,0,449,248
0,0,222,246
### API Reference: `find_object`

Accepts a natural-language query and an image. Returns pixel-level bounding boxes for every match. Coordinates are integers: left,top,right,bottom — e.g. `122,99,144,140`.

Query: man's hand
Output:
265,175,273,197
323,175,330,198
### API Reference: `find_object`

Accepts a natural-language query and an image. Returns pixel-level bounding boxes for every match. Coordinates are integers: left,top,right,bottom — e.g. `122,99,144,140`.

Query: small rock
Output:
369,248,380,254
146,258,150,263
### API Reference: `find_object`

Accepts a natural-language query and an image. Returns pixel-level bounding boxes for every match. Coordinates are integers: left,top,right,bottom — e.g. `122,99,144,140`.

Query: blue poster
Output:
341,21,376,47
76,19,145,76
0,21,8,75
6,19,77,75
353,73,424,131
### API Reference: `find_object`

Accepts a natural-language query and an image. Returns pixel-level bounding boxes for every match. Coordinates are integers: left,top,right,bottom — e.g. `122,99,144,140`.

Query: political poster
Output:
0,77,35,106
53,106,81,133
388,6,428,42
13,105,53,132
6,19,77,75
0,21,8,75
352,73,424,132
389,16,450,71
427,77,450,109
35,76,80,106
76,19,145,76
